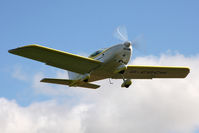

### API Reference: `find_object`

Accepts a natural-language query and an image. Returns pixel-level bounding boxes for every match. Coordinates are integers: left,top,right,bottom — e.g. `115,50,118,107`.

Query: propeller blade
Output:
132,34,146,52
113,26,146,53
114,25,128,42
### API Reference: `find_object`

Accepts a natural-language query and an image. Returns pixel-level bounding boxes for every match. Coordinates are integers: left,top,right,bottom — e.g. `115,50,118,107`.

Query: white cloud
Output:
3,53,199,133
12,65,28,81
0,98,90,133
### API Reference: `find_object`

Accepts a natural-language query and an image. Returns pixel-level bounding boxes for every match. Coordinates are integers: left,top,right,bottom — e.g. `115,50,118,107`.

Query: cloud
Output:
83,53,199,133
0,98,89,133
2,53,199,133
12,65,28,81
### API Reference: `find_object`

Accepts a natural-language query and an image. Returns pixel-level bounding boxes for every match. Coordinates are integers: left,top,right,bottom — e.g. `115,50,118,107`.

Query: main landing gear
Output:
120,72,132,88
121,79,132,88
114,64,132,88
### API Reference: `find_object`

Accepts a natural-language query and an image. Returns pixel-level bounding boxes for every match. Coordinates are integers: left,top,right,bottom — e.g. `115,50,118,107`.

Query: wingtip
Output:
187,67,190,73
8,49,15,54
40,78,46,82
8,45,39,55
185,67,190,78
8,44,40,53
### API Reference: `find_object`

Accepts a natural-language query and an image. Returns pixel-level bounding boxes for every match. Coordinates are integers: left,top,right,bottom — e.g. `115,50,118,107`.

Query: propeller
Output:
114,26,146,52
114,25,129,42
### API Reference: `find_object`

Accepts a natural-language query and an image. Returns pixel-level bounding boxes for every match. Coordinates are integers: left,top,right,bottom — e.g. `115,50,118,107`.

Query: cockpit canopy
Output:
89,49,105,58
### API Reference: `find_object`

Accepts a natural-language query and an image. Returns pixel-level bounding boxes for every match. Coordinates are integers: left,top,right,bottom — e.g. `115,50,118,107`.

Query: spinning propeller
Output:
114,26,145,51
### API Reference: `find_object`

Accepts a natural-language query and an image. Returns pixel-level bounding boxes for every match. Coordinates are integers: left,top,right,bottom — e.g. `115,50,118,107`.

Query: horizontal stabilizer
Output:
40,78,100,89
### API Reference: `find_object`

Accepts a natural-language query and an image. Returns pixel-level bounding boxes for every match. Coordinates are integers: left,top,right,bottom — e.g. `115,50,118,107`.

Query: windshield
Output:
89,49,104,58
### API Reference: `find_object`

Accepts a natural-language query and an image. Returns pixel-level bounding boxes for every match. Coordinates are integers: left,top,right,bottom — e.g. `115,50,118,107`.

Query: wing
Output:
41,78,100,89
9,44,102,74
112,65,190,79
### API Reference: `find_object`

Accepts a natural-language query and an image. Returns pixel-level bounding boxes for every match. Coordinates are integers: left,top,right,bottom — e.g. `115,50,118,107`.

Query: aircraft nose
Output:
123,41,131,47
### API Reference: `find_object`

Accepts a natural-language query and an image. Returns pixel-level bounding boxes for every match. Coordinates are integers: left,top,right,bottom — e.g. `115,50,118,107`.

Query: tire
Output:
125,85,130,88
83,79,89,82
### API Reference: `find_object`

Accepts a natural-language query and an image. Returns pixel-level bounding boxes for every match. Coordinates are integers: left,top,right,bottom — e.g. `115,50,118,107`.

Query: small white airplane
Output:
8,27,190,89
9,41,190,89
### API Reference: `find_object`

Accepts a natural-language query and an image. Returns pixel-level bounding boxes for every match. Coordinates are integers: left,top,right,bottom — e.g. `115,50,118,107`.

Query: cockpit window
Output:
89,49,104,58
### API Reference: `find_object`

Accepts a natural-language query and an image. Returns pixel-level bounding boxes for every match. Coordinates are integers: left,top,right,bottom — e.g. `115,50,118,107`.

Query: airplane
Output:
8,41,190,89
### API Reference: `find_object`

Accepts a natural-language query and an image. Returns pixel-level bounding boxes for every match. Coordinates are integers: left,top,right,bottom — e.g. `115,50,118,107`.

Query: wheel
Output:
124,85,130,88
83,79,89,82
119,70,125,74
121,79,132,88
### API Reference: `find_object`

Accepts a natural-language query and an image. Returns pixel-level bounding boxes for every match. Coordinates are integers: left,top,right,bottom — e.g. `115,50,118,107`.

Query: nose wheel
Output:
121,74,132,88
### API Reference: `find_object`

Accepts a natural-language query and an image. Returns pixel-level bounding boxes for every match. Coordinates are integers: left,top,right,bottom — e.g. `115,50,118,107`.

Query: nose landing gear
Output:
120,74,132,88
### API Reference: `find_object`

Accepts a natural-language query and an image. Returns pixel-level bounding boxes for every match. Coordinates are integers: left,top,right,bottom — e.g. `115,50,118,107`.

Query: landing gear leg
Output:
121,74,132,88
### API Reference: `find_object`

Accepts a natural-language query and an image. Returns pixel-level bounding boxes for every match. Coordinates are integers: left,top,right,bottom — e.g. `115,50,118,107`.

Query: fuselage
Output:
68,42,132,82
92,43,132,64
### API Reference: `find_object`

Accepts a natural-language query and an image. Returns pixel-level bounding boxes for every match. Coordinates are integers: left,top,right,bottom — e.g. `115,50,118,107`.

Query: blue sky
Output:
2,0,198,103
0,0,199,132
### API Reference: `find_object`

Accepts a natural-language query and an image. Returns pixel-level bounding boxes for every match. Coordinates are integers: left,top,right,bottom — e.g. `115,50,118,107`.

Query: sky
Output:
0,0,199,133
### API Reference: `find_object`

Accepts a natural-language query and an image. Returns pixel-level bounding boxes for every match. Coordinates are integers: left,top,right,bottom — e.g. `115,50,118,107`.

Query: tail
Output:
40,78,100,89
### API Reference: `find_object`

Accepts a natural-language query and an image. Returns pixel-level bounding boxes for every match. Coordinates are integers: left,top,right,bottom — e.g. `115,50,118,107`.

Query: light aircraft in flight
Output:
8,27,190,89
8,41,190,89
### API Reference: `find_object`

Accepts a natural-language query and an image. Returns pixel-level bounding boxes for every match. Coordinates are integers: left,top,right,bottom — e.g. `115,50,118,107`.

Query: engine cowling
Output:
114,64,127,74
